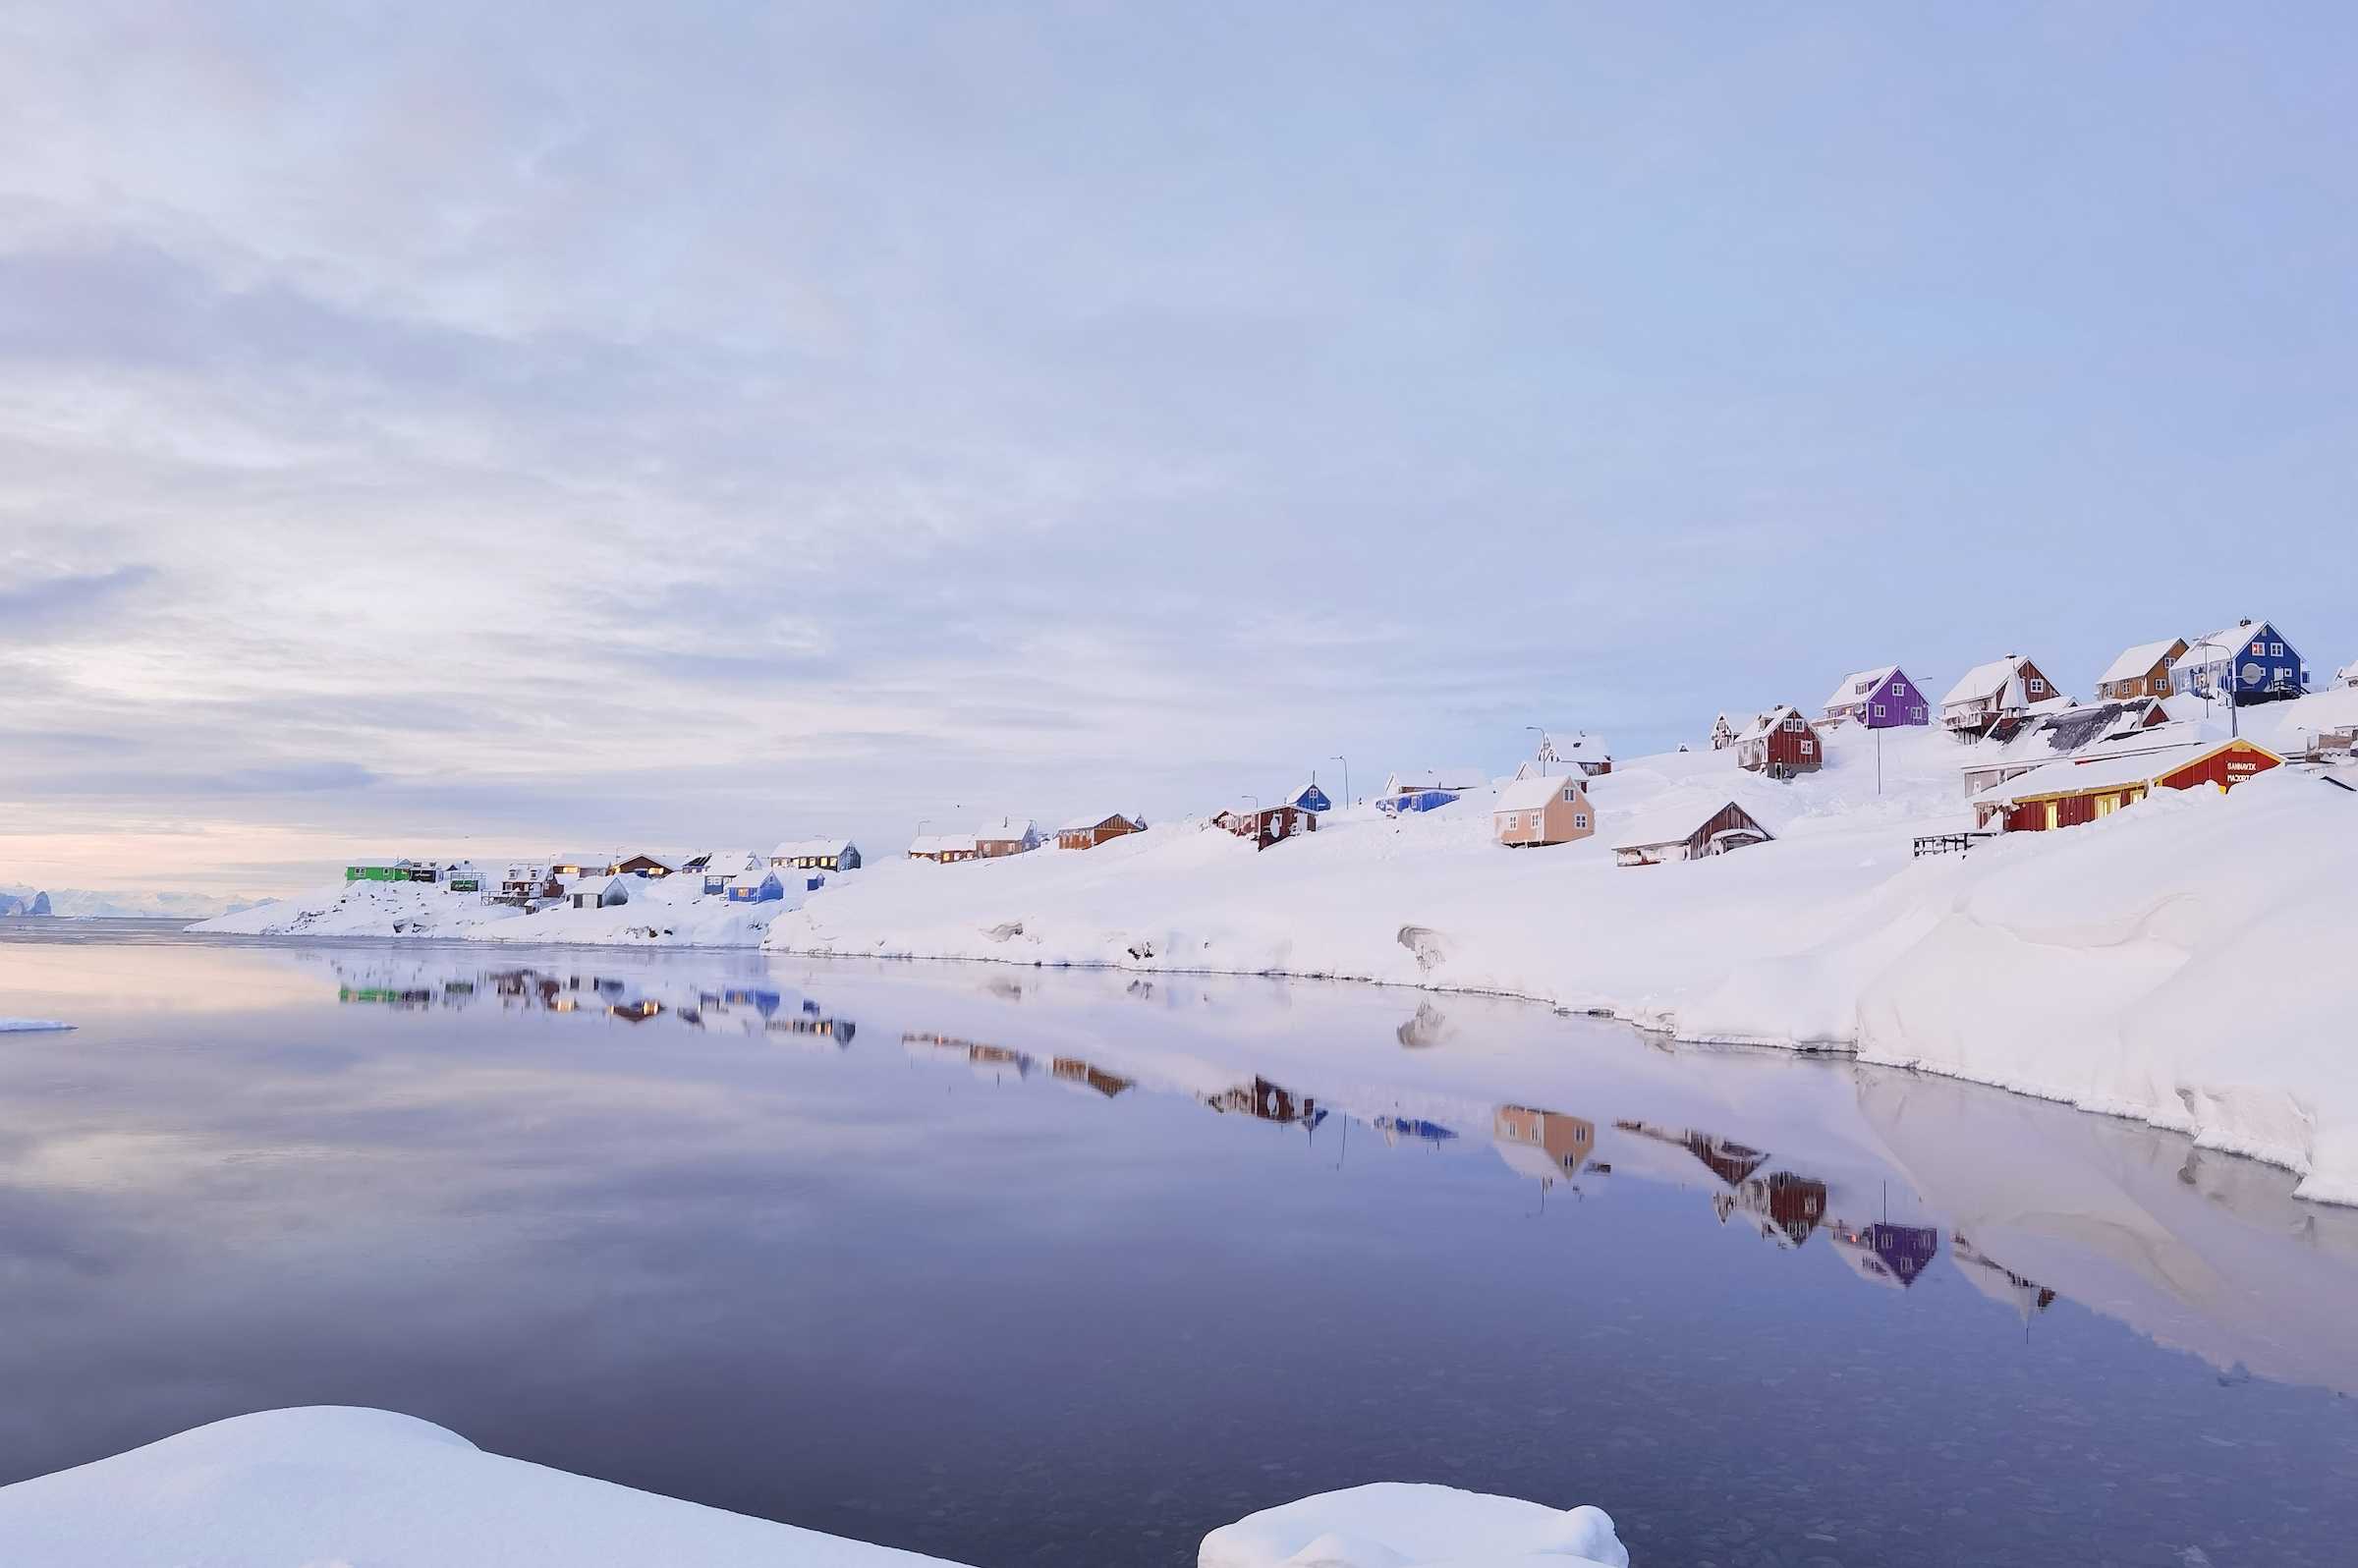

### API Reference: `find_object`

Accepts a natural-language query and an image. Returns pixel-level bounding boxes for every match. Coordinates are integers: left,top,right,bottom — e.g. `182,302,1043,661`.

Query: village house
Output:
1957,698,2177,796
2094,638,2188,700
1939,655,2069,737
1710,713,1739,751
568,875,631,910
726,868,786,903
1821,666,1930,728
973,817,1041,858
1214,804,1317,849
1055,813,1146,850
1491,775,1594,848
1968,736,2283,831
1490,1105,1599,1190
770,838,862,871
2174,619,2309,704
1285,781,1332,812
344,859,415,882
1379,768,1484,814
442,862,484,893
612,853,677,878
1731,706,1823,779
907,834,980,864
694,850,761,894
1533,733,1612,777
550,853,616,877
1610,798,1774,867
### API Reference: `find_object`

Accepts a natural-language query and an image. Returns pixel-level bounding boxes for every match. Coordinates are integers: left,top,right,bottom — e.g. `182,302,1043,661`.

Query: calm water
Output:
0,922,2353,1568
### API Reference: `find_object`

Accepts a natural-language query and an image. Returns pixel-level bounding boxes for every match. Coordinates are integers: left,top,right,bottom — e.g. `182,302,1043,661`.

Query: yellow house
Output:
1491,775,1595,848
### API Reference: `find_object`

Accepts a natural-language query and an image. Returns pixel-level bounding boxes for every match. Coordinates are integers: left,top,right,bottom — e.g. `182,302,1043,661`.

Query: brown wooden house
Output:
1056,812,1146,850
1610,799,1774,866
2094,638,2188,701
1213,805,1317,849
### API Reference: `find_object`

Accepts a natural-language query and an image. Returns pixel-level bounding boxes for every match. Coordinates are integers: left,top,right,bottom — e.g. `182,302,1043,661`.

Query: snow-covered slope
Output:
193,870,805,947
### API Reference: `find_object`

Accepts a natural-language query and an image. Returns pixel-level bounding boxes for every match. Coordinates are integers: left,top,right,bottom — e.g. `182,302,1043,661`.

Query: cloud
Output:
0,565,157,631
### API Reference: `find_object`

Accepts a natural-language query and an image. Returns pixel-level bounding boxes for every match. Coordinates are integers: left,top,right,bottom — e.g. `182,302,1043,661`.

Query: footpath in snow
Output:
0,1406,1625,1568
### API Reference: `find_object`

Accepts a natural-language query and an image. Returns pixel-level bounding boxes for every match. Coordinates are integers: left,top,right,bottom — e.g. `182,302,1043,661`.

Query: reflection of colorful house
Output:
1490,1105,1598,1189
1207,1077,1323,1127
1827,1221,1940,1288
1712,1172,1828,1248
1052,1057,1134,1096
1953,1233,2055,1322
1614,1120,1771,1188
1375,1114,1457,1146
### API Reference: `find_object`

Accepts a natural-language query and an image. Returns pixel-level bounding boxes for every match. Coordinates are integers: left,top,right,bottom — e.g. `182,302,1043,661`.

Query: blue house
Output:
726,868,785,904
1822,665,1930,728
2175,620,2309,704
1377,768,1483,815
1285,781,1333,812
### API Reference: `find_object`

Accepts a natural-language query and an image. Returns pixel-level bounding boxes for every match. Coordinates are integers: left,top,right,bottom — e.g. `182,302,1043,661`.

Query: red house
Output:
1732,706,1823,779
1214,805,1317,850
1970,738,2281,831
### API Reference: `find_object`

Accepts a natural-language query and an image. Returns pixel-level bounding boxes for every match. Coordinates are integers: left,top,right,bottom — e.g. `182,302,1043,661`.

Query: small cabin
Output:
2174,620,2308,704
974,817,1041,858
908,834,979,864
1285,781,1333,812
770,838,860,871
1970,738,2283,831
1821,665,1929,729
1940,655,2067,737
1056,813,1146,851
2095,638,2187,701
1611,800,1774,867
1491,776,1595,848
344,859,414,882
1732,706,1823,779
569,875,631,910
726,868,786,903
1214,805,1317,849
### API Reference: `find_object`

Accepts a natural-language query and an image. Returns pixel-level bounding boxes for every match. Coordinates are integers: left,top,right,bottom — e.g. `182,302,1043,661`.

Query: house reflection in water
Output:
1205,1077,1325,1129
1828,1221,1942,1288
1491,1105,1603,1193
1051,1058,1133,1097
1376,1115,1457,1147
903,1033,1030,1078
767,1014,855,1046
1953,1232,2056,1319
1616,1119,1826,1248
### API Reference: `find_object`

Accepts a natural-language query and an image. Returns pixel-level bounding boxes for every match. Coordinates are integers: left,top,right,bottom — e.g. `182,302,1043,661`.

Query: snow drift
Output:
1201,1484,1628,1568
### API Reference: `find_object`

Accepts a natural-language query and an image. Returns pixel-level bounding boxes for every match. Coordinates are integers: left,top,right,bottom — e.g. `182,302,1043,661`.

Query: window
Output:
2029,678,2046,693
1801,740,1815,754
2272,643,2284,656
2253,641,2266,655
1872,703,1884,717
1910,704,1924,718
1574,813,1589,828
1562,788,1577,802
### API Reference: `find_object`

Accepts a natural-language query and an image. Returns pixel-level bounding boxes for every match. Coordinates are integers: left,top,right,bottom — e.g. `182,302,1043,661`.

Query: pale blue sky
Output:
3,3,2355,889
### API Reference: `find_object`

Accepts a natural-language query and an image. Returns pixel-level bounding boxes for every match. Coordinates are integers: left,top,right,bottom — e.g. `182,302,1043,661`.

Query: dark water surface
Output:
0,923,2353,1568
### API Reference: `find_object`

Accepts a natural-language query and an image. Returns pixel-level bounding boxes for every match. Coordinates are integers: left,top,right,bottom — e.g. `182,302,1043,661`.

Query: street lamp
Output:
1526,725,1546,776
1329,756,1348,809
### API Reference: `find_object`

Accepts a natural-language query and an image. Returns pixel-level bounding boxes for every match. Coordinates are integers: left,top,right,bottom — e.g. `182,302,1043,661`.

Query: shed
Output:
2095,638,2188,701
2174,619,2308,704
726,868,786,903
1056,813,1146,851
1491,775,1595,848
1821,666,1930,728
1731,706,1823,779
770,838,861,871
1610,799,1774,867
1967,737,2283,831
568,875,631,910
974,817,1041,858
1285,781,1333,813
1940,655,2067,736
907,834,979,864
1213,805,1317,849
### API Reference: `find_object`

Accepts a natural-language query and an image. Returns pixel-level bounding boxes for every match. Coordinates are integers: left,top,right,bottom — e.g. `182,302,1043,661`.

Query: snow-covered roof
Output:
1941,656,2030,707
2183,622,2265,662
771,838,852,859
2096,639,2183,687
974,816,1036,843
1966,736,2273,806
909,834,977,855
1822,666,1900,711
1495,775,1586,812
1056,813,1142,833
1384,768,1485,794
1535,733,1609,764
1609,796,1770,852
726,867,779,887
1731,705,1809,745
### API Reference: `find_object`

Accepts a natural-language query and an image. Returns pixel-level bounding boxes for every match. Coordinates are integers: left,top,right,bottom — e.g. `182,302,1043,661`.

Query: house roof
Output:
2183,621,2270,662
1941,656,2034,707
1732,705,1809,744
771,838,853,858
1384,768,1486,794
727,867,779,887
1057,813,1142,833
974,816,1036,843
1496,774,1587,812
2096,639,2185,687
1966,736,2277,806
1822,666,1901,711
1535,733,1609,764
1609,795,1771,852
909,834,978,855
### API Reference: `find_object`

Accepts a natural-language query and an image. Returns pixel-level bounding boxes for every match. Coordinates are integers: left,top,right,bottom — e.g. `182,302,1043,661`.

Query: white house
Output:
1532,732,1612,777
1939,655,2070,737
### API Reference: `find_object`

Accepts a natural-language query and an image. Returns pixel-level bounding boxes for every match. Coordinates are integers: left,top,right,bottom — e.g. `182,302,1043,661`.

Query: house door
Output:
2044,801,2059,830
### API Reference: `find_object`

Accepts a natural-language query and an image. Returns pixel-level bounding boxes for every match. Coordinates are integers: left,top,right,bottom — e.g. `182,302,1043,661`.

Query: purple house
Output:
1822,665,1929,728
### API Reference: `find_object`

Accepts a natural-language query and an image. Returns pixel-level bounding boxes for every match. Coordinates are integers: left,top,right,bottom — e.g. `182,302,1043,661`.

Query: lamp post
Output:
1526,725,1546,776
1329,756,1348,809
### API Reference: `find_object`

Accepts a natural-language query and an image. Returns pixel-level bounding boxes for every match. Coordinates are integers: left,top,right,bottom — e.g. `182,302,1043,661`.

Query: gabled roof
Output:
973,816,1037,843
1534,733,1609,764
1384,768,1486,794
1057,813,1143,833
1823,665,1901,711
1495,774,1588,812
2183,621,2274,661
1732,705,1810,744
1967,735,2276,806
1609,795,1772,852
2096,639,2185,687
1942,656,2033,707
771,838,853,858
909,834,978,855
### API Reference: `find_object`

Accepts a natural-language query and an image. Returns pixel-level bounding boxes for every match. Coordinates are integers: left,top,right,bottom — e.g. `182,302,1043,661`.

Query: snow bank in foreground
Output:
0,1408,1625,1568
0,1019,74,1032
1202,1484,1628,1568
0,1406,968,1568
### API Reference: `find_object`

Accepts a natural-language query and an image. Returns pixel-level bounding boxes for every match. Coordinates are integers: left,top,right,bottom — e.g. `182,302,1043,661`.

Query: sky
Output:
4,1,2357,896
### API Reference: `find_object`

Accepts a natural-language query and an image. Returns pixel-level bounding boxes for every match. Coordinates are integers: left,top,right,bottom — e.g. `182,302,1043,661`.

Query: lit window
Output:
1801,740,1815,754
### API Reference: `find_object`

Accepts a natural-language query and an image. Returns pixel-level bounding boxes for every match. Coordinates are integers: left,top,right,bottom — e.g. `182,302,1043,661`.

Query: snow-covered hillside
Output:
194,869,803,946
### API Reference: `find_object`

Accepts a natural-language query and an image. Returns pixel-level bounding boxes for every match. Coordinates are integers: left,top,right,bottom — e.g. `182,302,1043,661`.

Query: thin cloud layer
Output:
2,3,2355,891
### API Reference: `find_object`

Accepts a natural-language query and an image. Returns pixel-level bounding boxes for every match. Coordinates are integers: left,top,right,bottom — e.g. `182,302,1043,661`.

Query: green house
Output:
345,859,414,882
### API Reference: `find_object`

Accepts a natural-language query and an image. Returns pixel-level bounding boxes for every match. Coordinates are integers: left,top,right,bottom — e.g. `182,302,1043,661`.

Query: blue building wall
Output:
2174,622,2305,702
